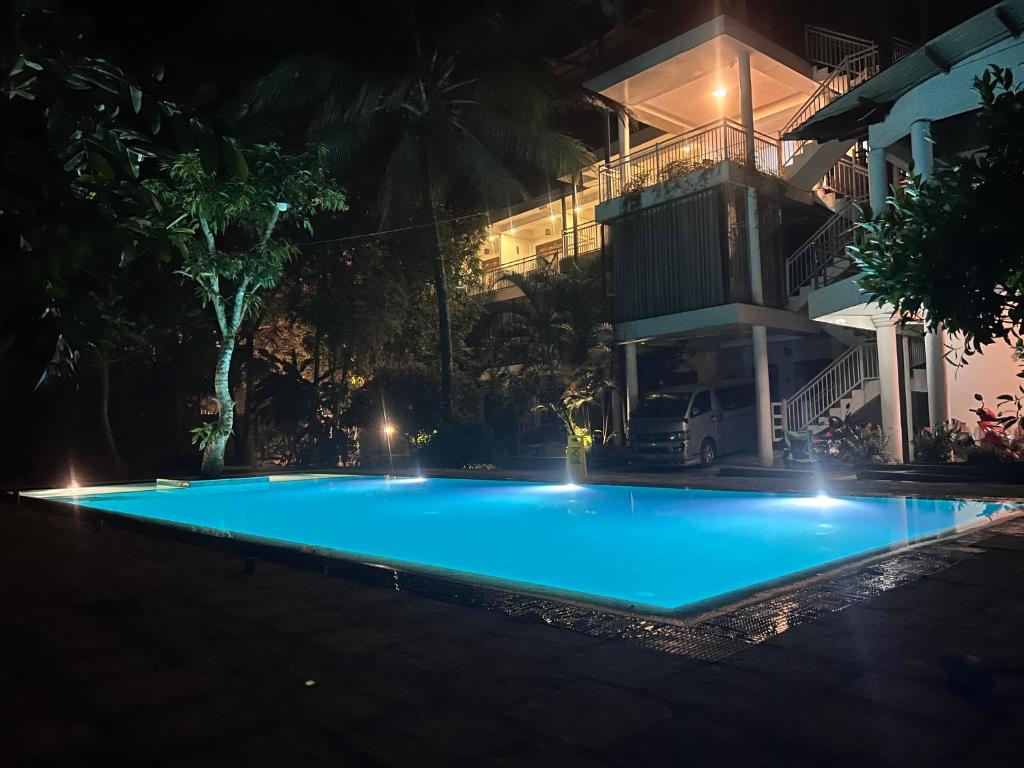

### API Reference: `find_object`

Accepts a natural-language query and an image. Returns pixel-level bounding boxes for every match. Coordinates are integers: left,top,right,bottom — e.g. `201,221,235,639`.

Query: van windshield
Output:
634,392,692,418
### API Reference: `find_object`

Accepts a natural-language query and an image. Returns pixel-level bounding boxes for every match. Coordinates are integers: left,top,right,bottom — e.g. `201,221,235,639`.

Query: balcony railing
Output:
780,45,880,165
821,156,869,199
805,25,875,69
599,119,781,202
472,223,603,296
562,222,601,258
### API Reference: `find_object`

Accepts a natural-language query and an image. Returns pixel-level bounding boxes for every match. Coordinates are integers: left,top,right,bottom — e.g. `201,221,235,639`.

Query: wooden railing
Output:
599,119,781,202
783,342,879,432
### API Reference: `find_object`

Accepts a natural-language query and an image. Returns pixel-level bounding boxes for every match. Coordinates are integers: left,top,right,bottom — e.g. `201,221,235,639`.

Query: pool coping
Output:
13,474,1024,661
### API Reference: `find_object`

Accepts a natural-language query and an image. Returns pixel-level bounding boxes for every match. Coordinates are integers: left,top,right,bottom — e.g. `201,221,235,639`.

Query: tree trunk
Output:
419,147,454,421
234,326,256,465
201,335,236,477
98,353,124,476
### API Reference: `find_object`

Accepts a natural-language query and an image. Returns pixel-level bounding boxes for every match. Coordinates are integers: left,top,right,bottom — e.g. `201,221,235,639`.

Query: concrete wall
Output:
945,336,1022,428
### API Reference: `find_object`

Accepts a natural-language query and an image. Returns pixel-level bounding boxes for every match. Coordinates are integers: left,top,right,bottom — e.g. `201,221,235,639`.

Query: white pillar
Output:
871,314,903,462
617,108,631,186
868,145,888,214
910,119,934,180
737,48,755,165
923,330,950,426
901,335,915,462
752,325,774,467
745,187,763,303
911,118,950,425
624,342,639,419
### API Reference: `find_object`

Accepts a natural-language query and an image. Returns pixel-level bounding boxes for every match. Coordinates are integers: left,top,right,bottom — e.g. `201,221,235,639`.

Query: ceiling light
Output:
713,87,728,98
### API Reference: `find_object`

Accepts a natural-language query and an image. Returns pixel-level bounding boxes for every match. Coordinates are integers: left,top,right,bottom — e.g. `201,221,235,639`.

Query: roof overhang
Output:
615,303,822,344
790,0,1024,142
584,15,816,136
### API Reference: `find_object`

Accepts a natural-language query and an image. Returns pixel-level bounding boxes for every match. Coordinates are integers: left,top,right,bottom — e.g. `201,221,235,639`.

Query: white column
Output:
901,335,915,462
745,186,763,303
871,314,903,462
868,144,888,214
910,119,934,180
911,118,950,425
737,48,755,165
624,342,639,419
617,108,631,186
752,325,774,467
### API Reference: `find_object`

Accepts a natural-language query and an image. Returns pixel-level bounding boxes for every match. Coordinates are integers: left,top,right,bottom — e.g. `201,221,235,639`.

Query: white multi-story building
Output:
473,0,1024,465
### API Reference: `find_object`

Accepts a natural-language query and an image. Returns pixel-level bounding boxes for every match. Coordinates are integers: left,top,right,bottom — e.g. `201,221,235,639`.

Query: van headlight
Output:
668,431,687,442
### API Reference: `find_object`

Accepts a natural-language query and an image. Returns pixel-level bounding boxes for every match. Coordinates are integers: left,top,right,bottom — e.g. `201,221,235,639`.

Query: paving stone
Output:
505,679,675,751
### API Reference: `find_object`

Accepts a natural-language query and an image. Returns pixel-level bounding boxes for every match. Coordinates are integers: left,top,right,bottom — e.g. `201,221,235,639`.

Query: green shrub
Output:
913,421,961,463
415,419,499,469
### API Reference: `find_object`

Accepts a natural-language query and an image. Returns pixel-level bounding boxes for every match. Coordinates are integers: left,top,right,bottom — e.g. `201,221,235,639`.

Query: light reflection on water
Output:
46,476,1013,610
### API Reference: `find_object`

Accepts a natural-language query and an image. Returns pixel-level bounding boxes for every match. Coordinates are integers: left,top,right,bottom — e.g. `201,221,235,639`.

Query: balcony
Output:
598,119,781,203
472,223,603,297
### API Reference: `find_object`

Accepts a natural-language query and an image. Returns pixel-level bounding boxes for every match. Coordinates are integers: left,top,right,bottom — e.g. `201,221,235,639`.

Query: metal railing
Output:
473,253,556,294
821,156,870,199
473,224,603,295
599,119,781,202
892,36,917,61
783,342,879,432
562,222,601,259
805,25,875,68
780,46,880,165
785,196,866,297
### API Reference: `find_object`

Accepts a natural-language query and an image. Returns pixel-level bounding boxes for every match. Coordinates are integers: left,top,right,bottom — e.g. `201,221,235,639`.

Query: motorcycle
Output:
970,397,1021,460
813,413,857,462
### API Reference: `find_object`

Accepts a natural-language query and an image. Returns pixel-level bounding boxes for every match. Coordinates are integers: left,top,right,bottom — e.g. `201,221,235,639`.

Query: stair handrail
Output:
804,26,876,68
785,196,867,296
784,342,879,432
780,46,880,165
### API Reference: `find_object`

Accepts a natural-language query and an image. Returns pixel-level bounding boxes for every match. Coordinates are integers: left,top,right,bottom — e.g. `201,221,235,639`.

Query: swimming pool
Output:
26,475,1009,612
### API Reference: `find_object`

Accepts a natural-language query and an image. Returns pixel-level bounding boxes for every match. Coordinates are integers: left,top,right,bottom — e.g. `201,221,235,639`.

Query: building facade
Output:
472,0,1024,465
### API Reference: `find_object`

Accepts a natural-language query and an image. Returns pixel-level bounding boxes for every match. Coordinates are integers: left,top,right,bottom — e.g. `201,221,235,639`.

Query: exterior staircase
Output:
782,342,880,433
780,30,880,191
785,195,866,308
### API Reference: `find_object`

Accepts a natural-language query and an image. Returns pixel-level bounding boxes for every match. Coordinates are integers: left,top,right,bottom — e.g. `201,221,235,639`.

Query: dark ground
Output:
3,496,1024,767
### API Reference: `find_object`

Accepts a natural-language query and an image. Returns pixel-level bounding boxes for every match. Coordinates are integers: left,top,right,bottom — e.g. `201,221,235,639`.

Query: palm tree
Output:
494,256,612,440
247,12,593,419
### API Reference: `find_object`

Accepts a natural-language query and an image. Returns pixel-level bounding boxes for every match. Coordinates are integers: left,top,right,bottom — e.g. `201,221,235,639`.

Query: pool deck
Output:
4,475,1024,767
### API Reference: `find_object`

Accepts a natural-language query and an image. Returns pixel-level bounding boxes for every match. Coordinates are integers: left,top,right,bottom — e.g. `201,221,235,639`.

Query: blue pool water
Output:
39,476,1007,611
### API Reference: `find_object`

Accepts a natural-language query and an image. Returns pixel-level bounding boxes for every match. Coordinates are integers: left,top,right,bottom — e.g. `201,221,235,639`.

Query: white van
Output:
628,383,757,467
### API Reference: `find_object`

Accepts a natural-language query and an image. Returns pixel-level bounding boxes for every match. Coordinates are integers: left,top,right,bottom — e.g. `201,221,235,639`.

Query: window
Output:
634,392,691,418
690,390,712,417
717,383,755,411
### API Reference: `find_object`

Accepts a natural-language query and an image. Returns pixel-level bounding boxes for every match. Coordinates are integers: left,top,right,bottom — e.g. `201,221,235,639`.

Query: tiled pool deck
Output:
3,476,1024,766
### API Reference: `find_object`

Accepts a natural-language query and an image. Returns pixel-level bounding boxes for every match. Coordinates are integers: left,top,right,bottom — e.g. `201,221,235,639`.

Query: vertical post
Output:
868,144,888,214
901,335,916,461
617,108,631,187
624,342,639,420
570,176,579,263
871,314,903,462
745,186,763,305
911,118,950,426
737,47,755,167
752,326,773,467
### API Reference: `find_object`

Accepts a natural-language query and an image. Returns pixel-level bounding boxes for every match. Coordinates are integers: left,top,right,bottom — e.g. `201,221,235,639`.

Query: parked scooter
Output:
970,396,1022,460
813,413,857,462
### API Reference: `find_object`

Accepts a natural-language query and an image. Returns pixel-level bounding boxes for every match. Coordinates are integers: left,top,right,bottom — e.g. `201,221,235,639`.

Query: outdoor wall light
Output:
275,202,291,212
